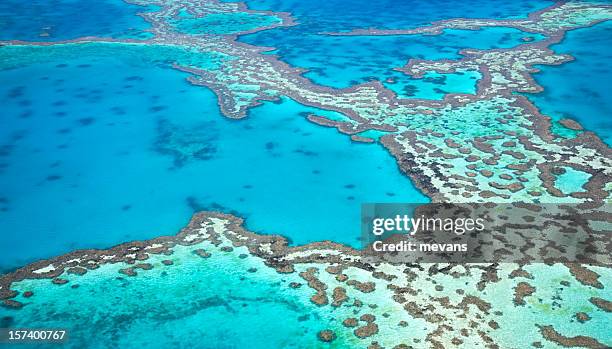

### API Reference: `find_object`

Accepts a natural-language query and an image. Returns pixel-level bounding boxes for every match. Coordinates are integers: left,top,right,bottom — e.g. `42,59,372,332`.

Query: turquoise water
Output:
0,241,355,349
527,21,612,144
0,49,426,271
385,69,482,100
0,42,230,71
555,167,591,194
0,0,154,41
3,229,610,349
0,1,611,349
241,26,543,91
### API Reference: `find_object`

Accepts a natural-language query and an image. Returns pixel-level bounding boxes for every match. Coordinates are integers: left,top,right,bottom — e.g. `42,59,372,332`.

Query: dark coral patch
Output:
149,105,168,113
78,117,96,126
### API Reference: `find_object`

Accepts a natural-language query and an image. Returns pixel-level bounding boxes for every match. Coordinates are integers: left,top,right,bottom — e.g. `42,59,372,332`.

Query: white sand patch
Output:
146,244,164,250
281,249,342,261
33,264,55,274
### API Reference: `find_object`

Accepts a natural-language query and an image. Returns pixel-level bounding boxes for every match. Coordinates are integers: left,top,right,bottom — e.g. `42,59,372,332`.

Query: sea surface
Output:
0,0,155,41
0,50,426,271
239,0,553,31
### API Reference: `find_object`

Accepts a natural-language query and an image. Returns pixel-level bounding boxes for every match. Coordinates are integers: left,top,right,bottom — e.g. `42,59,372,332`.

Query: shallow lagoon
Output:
0,241,357,349
0,49,426,270
171,11,282,35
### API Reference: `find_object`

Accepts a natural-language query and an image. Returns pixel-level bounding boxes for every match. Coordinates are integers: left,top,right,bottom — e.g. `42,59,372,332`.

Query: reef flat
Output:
1,212,611,348
3,0,610,204
1,0,611,348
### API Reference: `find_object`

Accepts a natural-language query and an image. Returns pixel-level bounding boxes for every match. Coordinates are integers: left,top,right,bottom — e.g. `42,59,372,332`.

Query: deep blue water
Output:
0,53,426,270
527,21,612,145
239,0,553,32
0,0,154,41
